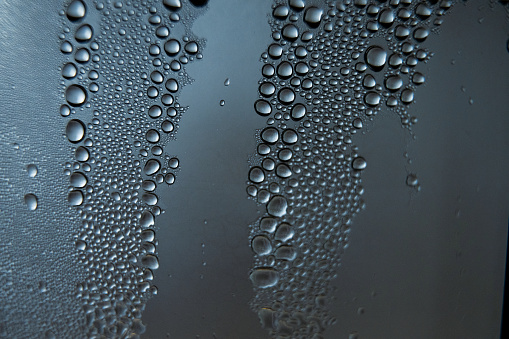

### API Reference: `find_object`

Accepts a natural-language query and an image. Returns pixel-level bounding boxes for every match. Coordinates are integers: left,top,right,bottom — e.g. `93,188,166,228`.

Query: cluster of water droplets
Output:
247,1,454,337
58,0,206,336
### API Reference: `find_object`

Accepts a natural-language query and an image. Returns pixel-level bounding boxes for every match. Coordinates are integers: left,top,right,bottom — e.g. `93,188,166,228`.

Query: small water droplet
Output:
24,194,38,211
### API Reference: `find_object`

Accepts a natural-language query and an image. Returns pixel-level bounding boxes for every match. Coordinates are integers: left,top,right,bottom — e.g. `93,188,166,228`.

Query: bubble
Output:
165,78,179,92
254,99,272,116
273,5,289,20
260,217,277,233
281,129,298,144
24,193,38,211
27,164,38,178
364,92,381,106
70,172,88,188
163,0,182,11
75,24,93,43
65,85,87,106
146,129,160,143
401,89,414,104
290,104,306,120
385,75,403,91
266,195,288,217
259,82,276,97
62,63,77,79
75,146,89,162
140,211,155,228
66,119,86,143
144,159,161,176
365,46,387,70
68,190,84,206
275,245,297,261
60,41,73,54
74,47,90,63
251,236,272,255
274,223,294,242
141,254,159,270
304,7,324,28
66,0,86,21
249,167,265,183
250,268,279,288
282,24,299,41
261,127,279,144
184,41,198,54
164,39,181,56
352,157,367,170
148,105,162,118
406,174,418,187
278,88,295,104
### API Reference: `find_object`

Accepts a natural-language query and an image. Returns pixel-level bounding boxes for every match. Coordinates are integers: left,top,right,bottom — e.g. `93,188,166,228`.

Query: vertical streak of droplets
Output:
247,1,455,337
58,0,207,336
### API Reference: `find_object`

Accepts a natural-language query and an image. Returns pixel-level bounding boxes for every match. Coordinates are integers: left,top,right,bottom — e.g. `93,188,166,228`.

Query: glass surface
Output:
0,0,508,338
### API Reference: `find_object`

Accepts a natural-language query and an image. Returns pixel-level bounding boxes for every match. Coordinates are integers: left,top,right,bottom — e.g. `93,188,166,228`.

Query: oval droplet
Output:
66,119,86,143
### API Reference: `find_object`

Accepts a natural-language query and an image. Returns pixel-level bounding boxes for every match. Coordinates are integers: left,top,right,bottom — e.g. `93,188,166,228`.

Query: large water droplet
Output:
304,7,324,28
365,46,387,70
249,167,265,183
24,194,38,211
250,268,279,288
66,119,86,143
141,254,159,270
352,157,367,170
66,0,86,21
252,236,272,255
255,99,272,116
65,85,87,106
62,63,77,79
144,159,161,176
68,190,84,206
267,195,288,217
70,172,87,188
164,39,181,56
75,24,93,43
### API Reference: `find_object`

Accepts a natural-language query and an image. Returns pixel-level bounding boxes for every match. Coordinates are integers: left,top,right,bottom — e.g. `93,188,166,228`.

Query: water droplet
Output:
66,0,86,21
163,0,182,11
250,268,279,288
24,194,38,211
165,78,179,92
266,195,288,217
70,172,88,188
282,129,298,144
65,119,86,143
255,99,272,116
364,92,381,106
68,190,84,206
249,167,265,183
259,82,276,97
27,164,38,178
161,120,174,133
75,24,93,43
260,217,277,233
60,40,73,54
184,41,198,54
141,254,159,270
146,129,160,143
273,5,289,20
275,223,294,241
224,78,230,86
278,88,295,104
406,174,419,187
74,47,90,63
365,46,387,70
140,211,155,228
65,85,87,106
304,7,324,28
401,89,414,104
352,157,367,170
164,39,181,56
62,63,77,79
261,127,279,144
291,103,306,120
275,245,297,261
75,146,89,162
144,159,161,176
251,235,272,255
148,105,163,119
282,24,299,41
385,75,403,91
